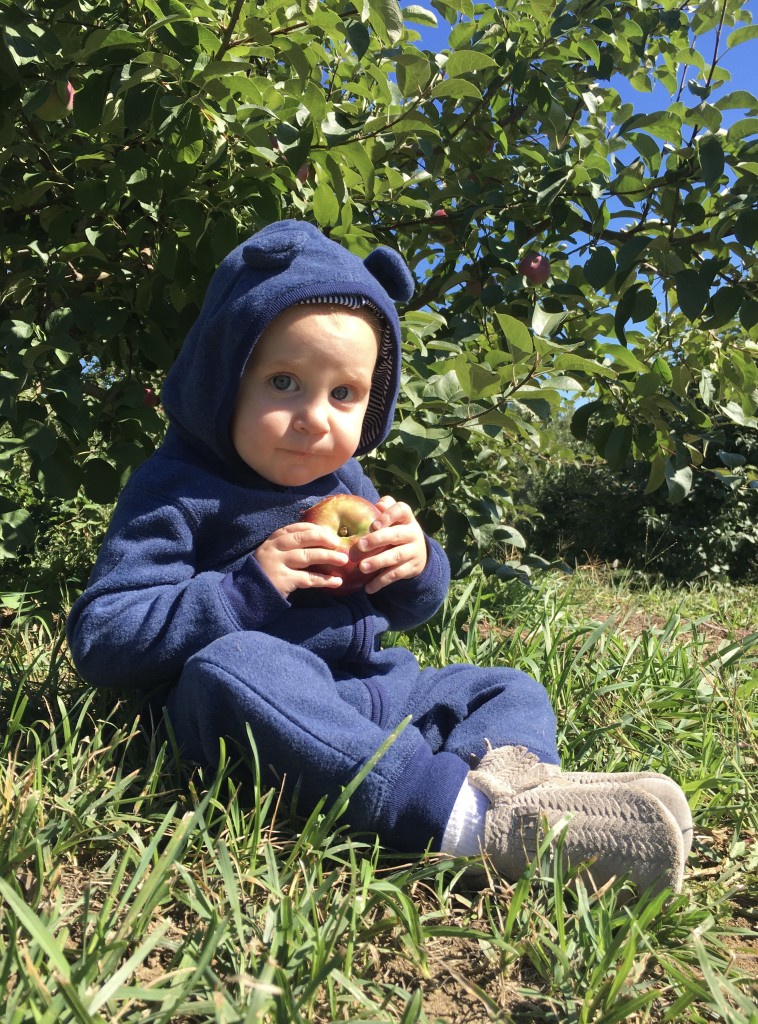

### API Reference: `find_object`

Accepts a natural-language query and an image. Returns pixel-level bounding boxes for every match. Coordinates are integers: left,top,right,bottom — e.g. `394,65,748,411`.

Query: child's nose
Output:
294,397,329,433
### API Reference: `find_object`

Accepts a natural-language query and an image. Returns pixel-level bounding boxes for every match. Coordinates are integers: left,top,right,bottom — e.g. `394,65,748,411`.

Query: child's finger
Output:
358,539,409,575
299,546,350,567
285,524,353,553
374,495,397,514
363,563,408,594
357,523,410,554
301,570,347,589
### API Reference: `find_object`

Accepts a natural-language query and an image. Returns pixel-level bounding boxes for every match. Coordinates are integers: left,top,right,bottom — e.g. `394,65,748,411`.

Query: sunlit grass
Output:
1,572,756,1022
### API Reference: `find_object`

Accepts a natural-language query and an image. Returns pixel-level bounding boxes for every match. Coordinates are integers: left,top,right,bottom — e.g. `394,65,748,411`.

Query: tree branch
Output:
214,0,246,61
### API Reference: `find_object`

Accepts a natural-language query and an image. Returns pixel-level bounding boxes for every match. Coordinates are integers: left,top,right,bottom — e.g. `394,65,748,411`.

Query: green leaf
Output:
397,417,449,461
741,298,758,331
604,423,633,470
701,286,742,330
37,450,81,500
614,284,655,343
368,0,404,43
0,879,73,978
532,305,568,337
444,51,497,76
80,28,145,58
431,79,482,100
616,235,651,273
645,453,667,494
717,401,758,428
423,370,463,403
728,117,758,143
570,399,604,441
553,353,612,377
699,368,716,407
698,135,724,188
676,269,708,321
395,54,432,96
454,358,501,399
83,458,121,504
714,90,758,113
494,312,532,358
664,458,692,502
345,20,371,58
583,247,616,290
631,286,656,322
718,451,746,469
726,25,758,48
735,209,758,247
25,424,57,459
403,5,438,28
175,107,205,164
634,372,659,397
313,183,340,227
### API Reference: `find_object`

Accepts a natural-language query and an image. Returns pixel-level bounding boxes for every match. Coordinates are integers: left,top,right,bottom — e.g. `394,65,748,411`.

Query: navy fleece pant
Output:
166,632,559,852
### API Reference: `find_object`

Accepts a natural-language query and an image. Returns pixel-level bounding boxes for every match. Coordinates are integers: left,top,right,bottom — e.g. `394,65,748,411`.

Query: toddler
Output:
67,221,691,894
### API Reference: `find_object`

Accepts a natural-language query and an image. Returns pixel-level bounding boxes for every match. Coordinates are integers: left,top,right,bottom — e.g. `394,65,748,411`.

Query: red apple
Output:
300,494,385,593
34,81,75,121
143,387,159,408
518,253,551,285
296,163,309,184
433,208,448,218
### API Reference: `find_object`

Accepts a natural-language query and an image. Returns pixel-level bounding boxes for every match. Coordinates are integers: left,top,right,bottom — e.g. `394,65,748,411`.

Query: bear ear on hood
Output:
364,247,415,302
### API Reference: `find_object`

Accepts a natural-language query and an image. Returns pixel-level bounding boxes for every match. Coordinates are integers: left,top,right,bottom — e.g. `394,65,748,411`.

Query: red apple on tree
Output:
300,494,386,593
518,252,551,285
33,81,75,121
432,209,455,243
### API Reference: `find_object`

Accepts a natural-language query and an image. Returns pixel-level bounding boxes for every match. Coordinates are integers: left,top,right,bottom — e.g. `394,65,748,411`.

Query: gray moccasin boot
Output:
560,770,693,859
468,746,686,895
475,745,693,858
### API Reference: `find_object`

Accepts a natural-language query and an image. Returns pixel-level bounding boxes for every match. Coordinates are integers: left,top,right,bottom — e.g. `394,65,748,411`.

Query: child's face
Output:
231,306,379,486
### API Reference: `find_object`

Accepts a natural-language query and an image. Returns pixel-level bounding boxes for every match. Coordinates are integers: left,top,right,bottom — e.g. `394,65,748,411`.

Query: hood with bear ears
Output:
161,220,415,474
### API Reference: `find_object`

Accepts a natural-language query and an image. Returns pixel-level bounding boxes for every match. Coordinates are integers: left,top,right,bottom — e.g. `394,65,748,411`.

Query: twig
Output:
214,0,246,61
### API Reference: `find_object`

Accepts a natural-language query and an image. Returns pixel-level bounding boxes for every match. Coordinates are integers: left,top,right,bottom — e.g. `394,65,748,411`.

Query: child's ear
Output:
364,247,415,302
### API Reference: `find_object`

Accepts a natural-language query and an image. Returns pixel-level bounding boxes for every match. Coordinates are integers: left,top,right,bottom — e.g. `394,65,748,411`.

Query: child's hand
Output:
356,495,428,595
255,523,351,599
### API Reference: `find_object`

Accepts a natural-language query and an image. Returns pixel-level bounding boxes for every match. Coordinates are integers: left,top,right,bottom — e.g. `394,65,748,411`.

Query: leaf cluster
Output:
1,0,757,605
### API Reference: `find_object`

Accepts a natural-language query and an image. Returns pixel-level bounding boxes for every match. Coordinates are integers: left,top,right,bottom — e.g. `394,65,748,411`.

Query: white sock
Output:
440,778,489,857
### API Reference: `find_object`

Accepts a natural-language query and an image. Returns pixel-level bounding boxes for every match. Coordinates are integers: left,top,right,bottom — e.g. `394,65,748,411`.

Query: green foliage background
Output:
1,0,757,608
518,416,758,581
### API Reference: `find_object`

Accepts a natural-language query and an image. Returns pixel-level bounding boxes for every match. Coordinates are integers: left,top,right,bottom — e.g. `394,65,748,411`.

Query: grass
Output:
1,570,756,1023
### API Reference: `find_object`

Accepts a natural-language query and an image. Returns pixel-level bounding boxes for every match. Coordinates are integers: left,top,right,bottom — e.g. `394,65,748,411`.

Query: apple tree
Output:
1,0,756,606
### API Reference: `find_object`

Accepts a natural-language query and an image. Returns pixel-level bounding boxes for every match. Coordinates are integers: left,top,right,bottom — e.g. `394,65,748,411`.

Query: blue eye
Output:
272,374,296,391
332,385,353,401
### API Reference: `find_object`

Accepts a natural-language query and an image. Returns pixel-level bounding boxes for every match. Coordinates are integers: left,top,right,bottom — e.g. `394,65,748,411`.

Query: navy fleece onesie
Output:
67,221,559,852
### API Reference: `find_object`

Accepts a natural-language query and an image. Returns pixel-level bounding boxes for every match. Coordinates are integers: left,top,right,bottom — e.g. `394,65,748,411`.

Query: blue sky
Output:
403,0,757,120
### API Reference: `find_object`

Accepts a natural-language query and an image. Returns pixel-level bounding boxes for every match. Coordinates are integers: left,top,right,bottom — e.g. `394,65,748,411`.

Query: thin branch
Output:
214,0,246,61
686,0,729,145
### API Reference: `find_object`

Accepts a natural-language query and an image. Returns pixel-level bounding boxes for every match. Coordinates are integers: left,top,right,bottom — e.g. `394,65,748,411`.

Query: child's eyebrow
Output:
258,355,372,382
